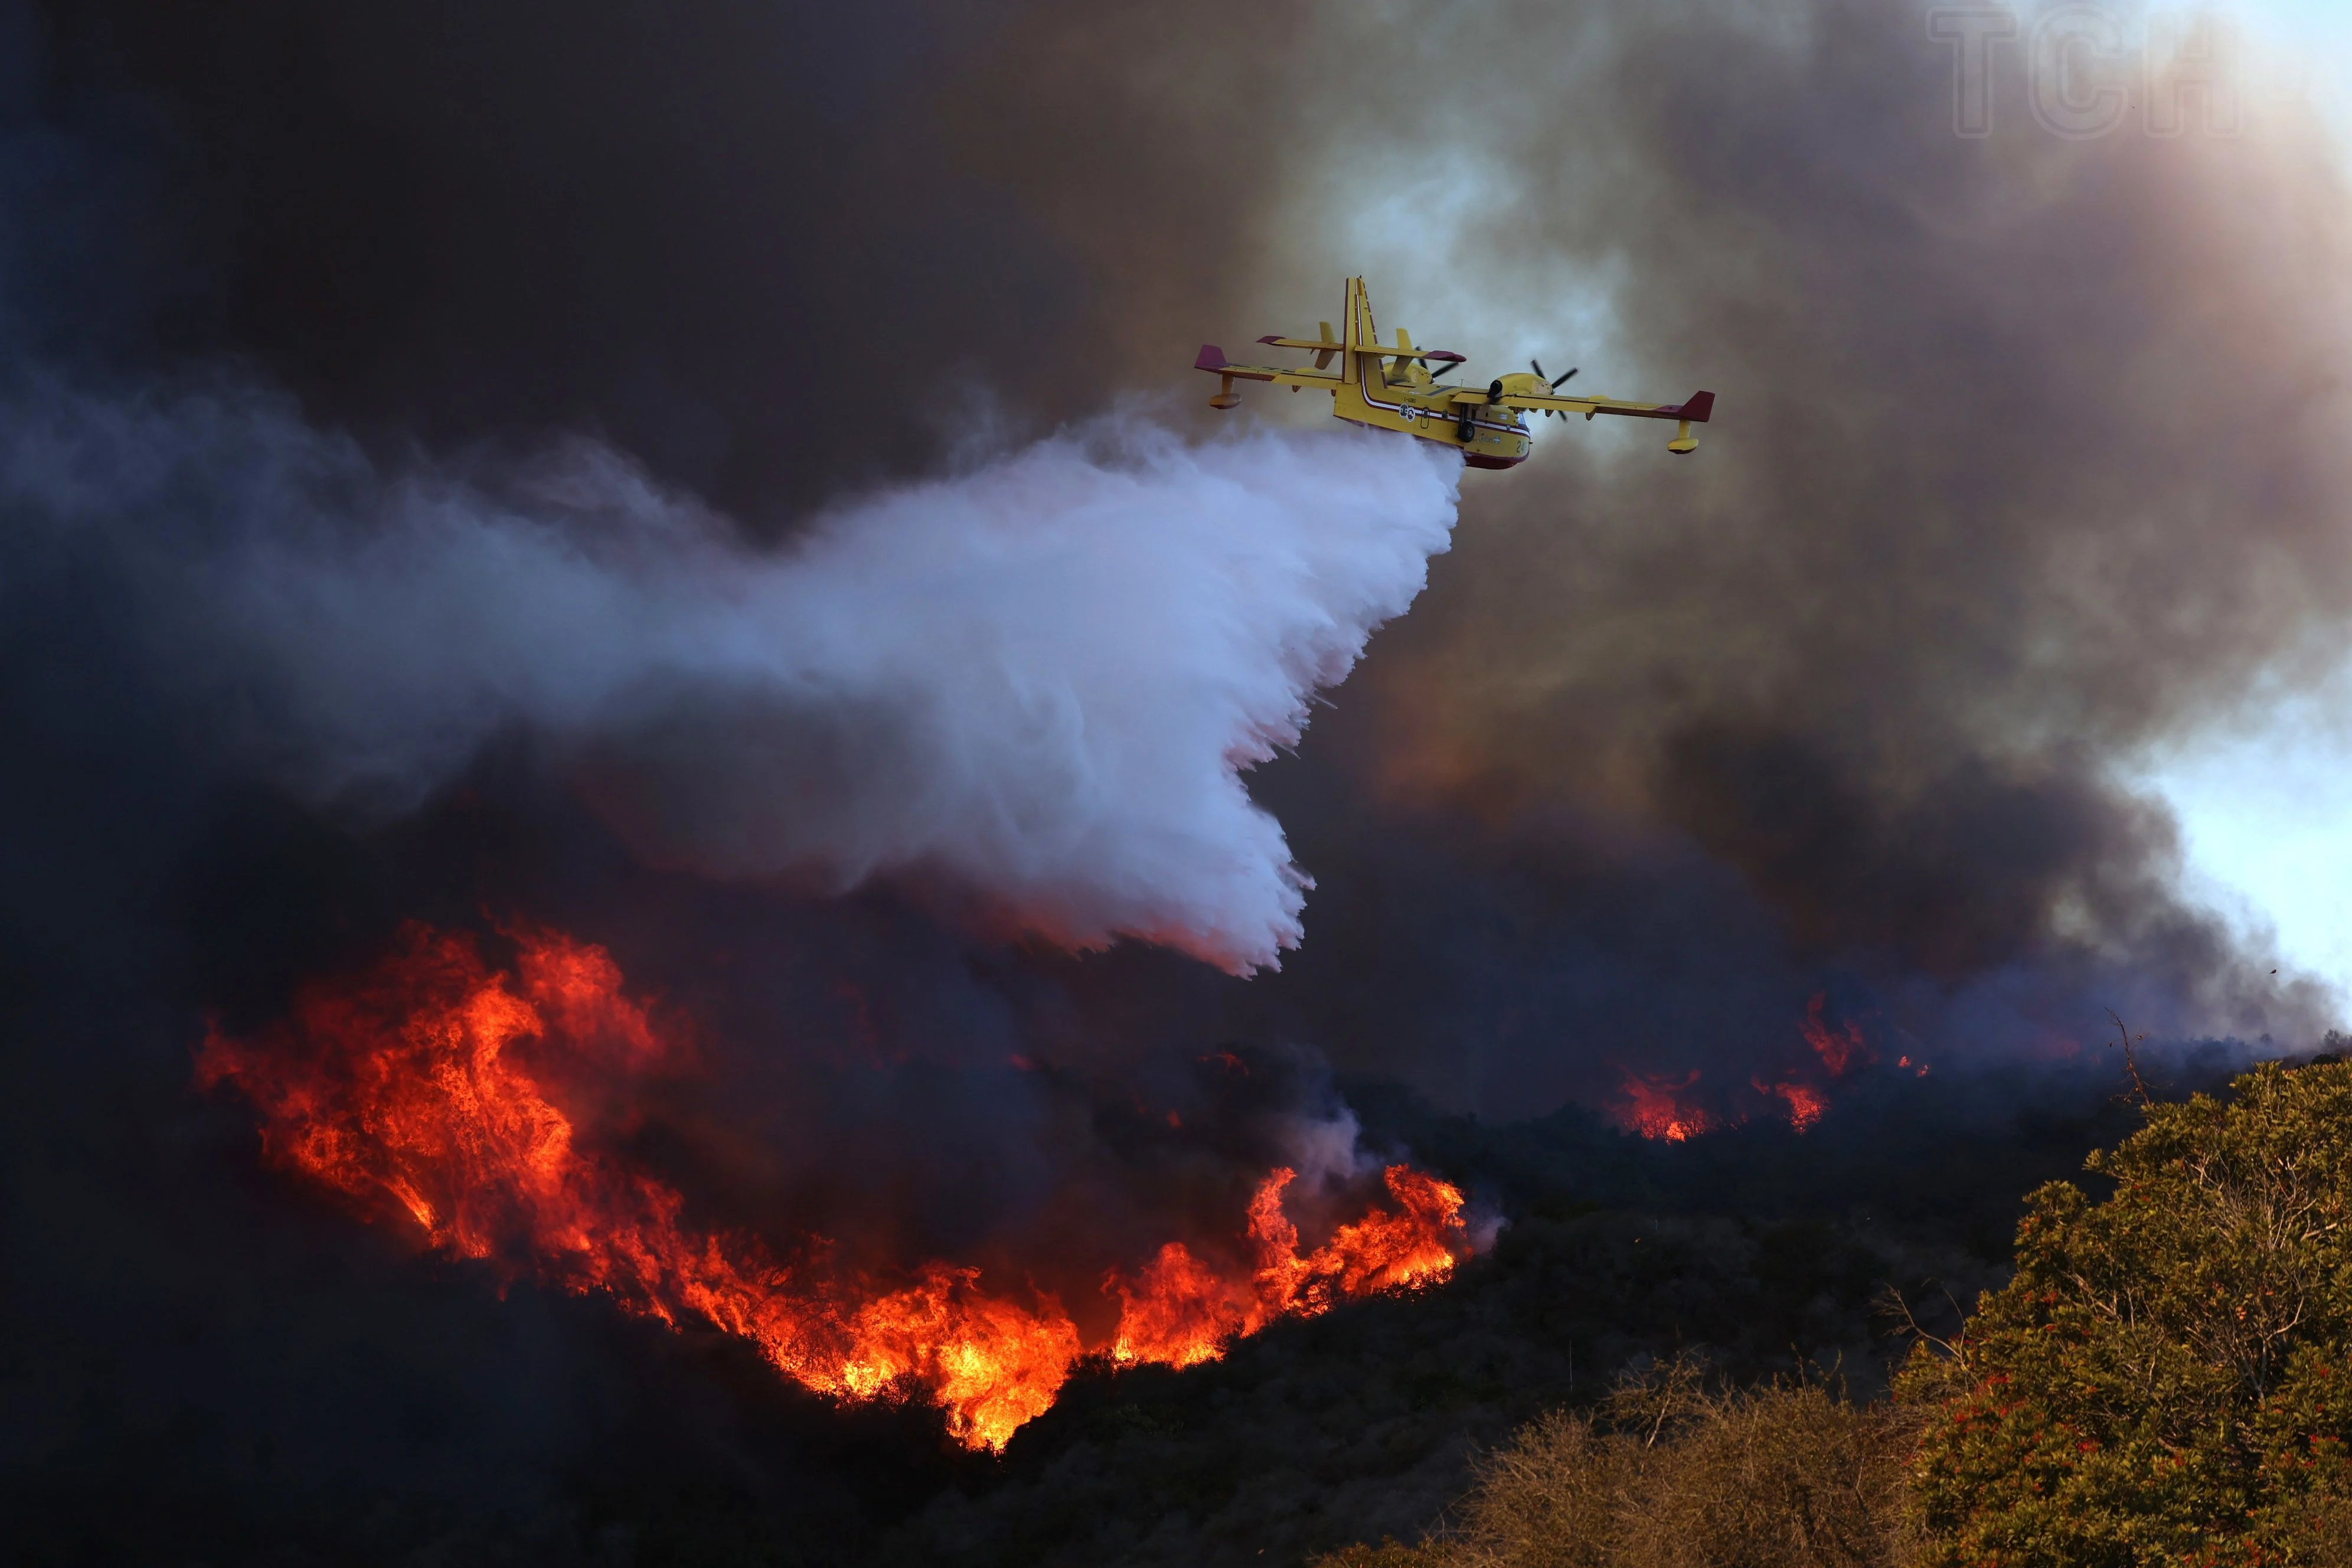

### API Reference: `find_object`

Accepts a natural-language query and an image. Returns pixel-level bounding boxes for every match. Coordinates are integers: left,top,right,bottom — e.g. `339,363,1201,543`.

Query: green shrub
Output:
1900,1060,2352,1566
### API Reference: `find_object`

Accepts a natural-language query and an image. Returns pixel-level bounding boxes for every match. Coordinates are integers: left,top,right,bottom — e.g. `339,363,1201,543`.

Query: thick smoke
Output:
1193,0,2352,1108
17,0,2346,1136
28,0,1298,521
2,370,1455,973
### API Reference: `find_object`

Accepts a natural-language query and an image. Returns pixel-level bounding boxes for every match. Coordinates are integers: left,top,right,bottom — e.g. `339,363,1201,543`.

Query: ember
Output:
198,923,1474,1449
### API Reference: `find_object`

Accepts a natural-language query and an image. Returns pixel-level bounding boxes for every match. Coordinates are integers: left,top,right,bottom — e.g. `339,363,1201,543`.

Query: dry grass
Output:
1315,1357,1919,1568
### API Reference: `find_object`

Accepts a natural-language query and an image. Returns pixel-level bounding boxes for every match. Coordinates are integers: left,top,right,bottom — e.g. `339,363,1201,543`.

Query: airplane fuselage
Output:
1335,371,1532,470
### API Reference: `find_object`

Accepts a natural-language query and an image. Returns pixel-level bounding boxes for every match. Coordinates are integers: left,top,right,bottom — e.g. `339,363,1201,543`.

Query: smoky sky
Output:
6,1,2344,1106
1218,0,2352,1108
26,0,1316,521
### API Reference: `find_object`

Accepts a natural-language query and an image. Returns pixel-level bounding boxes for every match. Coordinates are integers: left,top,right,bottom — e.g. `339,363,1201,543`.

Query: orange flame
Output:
1800,993,1875,1077
1762,1079,1828,1133
1615,998,1879,1143
197,923,1473,1449
1616,1069,1714,1142
1108,1240,1259,1368
1108,1163,1468,1367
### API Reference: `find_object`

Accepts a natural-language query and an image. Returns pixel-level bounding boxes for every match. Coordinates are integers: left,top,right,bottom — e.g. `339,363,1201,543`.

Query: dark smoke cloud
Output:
7,0,2338,1263
36,0,1041,515
1189,0,2351,1110
58,0,2318,1105
32,0,1314,518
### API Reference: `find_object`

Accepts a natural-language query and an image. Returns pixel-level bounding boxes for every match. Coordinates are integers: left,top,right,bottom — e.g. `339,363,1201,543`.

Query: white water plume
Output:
0,375,1460,971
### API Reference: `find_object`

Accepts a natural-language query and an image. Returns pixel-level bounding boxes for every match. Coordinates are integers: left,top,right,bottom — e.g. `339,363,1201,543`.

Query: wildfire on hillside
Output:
1800,992,1876,1077
196,923,1475,1450
1616,1070,1717,1142
1106,1162,1464,1368
1615,997,1902,1142
1759,1078,1828,1132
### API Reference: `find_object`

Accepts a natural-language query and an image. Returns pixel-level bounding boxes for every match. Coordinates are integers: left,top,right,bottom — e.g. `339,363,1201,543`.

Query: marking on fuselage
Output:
1356,378,1525,438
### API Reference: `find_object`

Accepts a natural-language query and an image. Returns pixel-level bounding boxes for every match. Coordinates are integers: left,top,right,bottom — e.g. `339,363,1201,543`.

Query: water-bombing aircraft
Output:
1194,276,1715,467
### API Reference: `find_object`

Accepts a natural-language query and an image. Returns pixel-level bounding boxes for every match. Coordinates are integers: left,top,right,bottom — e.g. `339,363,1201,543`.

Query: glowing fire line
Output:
1613,997,1886,1143
197,924,1472,1449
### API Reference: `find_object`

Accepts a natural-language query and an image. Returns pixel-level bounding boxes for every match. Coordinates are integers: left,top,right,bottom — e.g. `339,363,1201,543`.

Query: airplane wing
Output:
1195,344,1344,387
1460,387,1716,423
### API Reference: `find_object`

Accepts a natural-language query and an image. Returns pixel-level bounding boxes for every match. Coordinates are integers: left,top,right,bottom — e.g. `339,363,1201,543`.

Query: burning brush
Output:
1611,994,1915,1144
198,924,1478,1449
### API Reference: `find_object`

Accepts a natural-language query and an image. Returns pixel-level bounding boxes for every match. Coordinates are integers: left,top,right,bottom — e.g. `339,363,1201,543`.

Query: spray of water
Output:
1,371,1460,971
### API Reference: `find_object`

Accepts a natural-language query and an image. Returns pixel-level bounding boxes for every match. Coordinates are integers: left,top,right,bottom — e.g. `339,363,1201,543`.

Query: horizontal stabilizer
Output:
1252,334,1463,365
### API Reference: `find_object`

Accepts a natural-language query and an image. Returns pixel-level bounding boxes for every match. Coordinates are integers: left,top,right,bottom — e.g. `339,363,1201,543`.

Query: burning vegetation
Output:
196,924,1475,1449
1615,1071,1717,1144
1314,1057,2352,1568
1611,995,1909,1144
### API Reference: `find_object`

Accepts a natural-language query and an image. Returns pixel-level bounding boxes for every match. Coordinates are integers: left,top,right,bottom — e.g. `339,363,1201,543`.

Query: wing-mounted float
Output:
1194,276,1715,466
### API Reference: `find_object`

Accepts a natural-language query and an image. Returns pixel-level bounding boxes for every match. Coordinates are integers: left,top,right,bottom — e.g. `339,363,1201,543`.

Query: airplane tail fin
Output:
1340,276,1380,384
1194,344,1230,373
1676,390,1716,423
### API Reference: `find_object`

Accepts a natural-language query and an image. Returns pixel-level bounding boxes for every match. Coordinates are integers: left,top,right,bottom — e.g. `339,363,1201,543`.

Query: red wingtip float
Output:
198,924,1476,1450
1196,276,1716,463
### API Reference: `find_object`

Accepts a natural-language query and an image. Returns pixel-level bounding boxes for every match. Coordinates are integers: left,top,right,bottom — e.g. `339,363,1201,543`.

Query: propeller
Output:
1531,358,1578,416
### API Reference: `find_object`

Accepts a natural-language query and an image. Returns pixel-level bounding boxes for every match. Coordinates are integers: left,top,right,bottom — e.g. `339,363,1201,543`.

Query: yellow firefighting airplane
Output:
1194,277,1714,468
